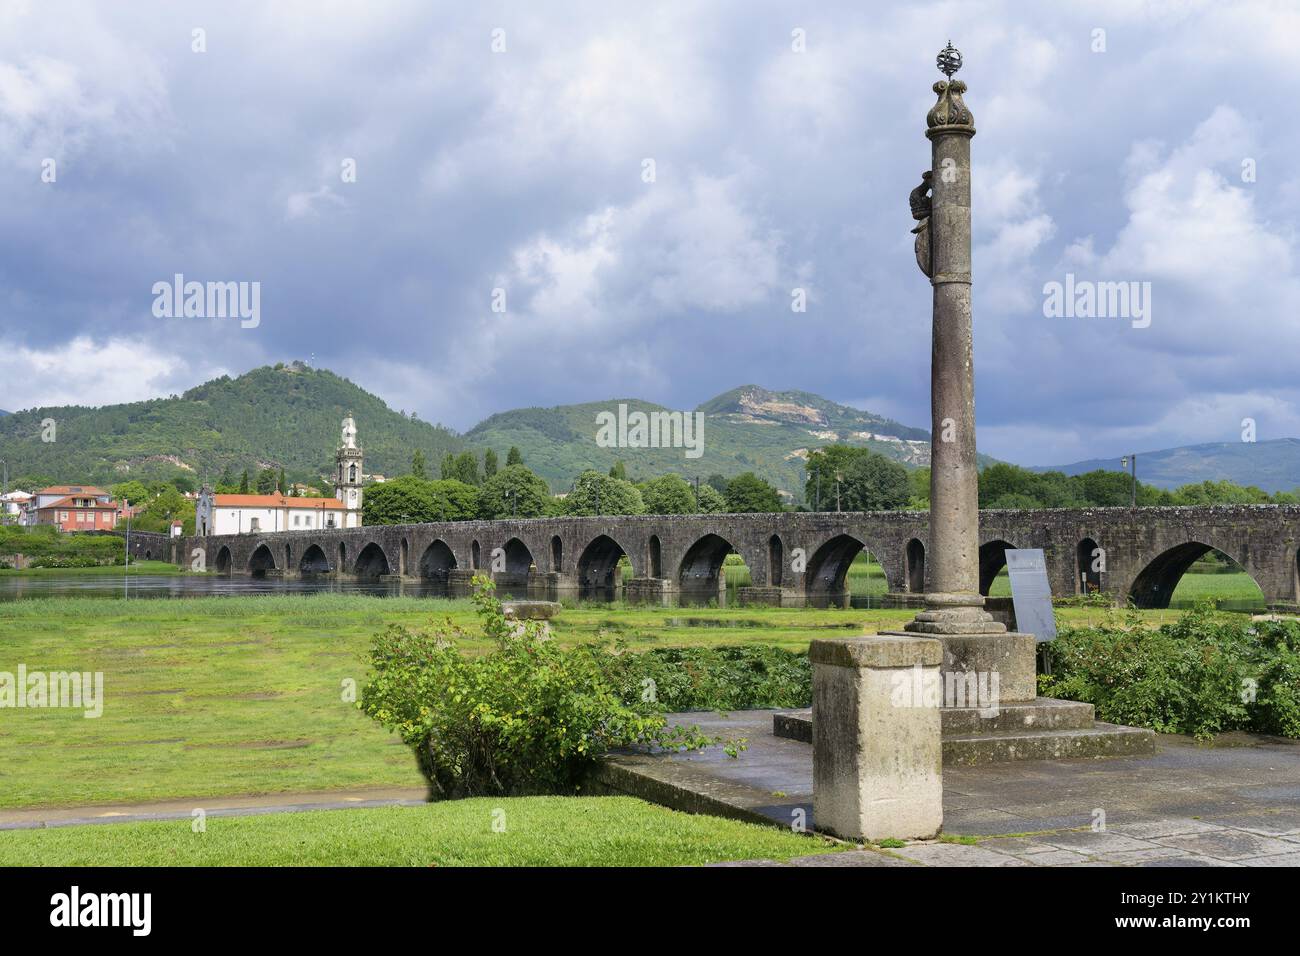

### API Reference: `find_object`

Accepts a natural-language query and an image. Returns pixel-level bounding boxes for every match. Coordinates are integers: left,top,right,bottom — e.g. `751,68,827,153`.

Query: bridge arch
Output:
678,533,737,591
471,540,481,570
300,544,330,574
550,535,563,572
284,543,292,572
418,540,456,581
805,534,876,594
647,535,662,578
354,542,391,577
500,537,534,576
1129,541,1264,610
979,539,1015,595
577,534,629,590
400,538,409,576
906,538,925,593
249,543,277,575
1077,537,1102,594
214,545,232,575
338,541,347,573
768,535,784,587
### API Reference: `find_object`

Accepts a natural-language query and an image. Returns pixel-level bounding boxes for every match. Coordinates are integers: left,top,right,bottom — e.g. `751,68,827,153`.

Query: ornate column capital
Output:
926,79,975,137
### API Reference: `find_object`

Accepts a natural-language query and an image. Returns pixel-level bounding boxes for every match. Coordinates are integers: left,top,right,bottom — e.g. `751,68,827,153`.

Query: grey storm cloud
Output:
1,0,1298,466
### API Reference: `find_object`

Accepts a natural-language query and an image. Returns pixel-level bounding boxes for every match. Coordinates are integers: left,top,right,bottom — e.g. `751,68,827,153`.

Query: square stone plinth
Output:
811,636,943,842
880,629,1037,704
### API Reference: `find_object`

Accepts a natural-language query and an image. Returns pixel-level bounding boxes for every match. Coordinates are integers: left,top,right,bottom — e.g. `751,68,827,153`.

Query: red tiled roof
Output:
37,496,120,511
38,485,110,496
212,494,345,510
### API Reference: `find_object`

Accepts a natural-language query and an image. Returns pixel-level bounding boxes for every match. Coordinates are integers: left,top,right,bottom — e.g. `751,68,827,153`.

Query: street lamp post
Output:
1121,454,1137,507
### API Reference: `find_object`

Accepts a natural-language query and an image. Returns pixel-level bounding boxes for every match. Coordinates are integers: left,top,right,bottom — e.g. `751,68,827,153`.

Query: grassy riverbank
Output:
0,797,843,866
0,591,1259,810
0,560,188,577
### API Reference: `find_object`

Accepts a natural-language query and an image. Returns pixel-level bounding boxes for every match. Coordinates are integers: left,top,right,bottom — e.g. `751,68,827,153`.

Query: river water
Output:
0,571,1259,611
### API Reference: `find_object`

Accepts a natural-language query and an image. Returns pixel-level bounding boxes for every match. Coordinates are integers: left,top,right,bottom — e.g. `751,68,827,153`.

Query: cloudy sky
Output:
1,0,1297,466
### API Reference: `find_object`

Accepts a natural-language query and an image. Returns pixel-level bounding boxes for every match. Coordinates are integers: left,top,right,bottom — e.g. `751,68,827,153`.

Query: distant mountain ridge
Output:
4,365,1299,497
465,385,937,495
1036,438,1300,494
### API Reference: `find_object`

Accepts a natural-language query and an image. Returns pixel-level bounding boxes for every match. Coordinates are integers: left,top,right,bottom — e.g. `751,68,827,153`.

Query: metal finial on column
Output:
936,41,962,78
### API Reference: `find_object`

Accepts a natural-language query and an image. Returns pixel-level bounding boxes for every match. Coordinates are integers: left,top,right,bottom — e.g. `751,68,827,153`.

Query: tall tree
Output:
609,460,627,480
640,473,695,514
506,446,523,467
483,448,499,479
411,449,427,479
565,471,644,516
452,451,481,486
725,472,783,513
478,464,550,519
256,468,278,495
238,469,250,494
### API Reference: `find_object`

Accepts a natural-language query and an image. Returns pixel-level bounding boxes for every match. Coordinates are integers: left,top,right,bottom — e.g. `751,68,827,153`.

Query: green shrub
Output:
360,577,717,798
1041,602,1300,739
593,644,811,712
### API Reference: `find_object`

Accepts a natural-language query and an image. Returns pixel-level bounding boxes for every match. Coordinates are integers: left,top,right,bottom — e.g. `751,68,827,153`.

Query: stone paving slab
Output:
597,708,1300,867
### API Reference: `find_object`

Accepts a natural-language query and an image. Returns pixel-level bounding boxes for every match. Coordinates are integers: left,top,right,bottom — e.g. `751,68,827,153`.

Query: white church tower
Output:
335,412,364,528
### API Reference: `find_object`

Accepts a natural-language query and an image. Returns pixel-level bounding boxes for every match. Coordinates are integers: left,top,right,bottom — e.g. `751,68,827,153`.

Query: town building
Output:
194,415,364,535
26,486,126,531
0,490,33,523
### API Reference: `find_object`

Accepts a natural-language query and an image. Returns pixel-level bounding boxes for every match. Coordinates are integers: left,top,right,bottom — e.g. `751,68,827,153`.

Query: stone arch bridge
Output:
128,504,1300,608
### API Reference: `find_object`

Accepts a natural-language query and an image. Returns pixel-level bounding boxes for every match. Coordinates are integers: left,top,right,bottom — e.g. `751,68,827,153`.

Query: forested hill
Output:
0,362,462,487
465,385,937,493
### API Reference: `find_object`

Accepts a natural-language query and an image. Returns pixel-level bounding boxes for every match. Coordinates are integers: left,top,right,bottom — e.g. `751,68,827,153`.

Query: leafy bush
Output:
360,577,717,798
0,527,125,563
28,555,117,569
594,644,811,712
1041,603,1300,739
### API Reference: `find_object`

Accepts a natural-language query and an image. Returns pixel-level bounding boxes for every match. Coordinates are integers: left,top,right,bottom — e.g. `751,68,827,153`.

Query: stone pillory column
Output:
892,43,1036,703
811,636,943,841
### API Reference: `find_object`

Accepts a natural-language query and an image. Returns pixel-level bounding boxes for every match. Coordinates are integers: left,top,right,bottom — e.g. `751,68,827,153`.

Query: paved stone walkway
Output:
597,709,1300,867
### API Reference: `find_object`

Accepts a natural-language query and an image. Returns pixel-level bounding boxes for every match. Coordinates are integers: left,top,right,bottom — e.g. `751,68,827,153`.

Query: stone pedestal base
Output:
625,577,675,605
447,569,479,588
880,629,1037,704
811,635,943,842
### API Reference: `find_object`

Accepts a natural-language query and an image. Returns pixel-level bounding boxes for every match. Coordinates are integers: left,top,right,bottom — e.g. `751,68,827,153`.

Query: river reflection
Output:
0,571,899,609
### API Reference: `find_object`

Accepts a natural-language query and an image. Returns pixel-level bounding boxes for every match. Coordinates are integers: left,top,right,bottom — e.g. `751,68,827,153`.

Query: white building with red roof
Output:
195,491,346,536
195,415,364,535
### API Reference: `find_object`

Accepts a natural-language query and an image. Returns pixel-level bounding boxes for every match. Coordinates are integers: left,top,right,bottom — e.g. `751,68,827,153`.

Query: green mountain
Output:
0,362,462,487
466,385,935,497
1039,439,1300,494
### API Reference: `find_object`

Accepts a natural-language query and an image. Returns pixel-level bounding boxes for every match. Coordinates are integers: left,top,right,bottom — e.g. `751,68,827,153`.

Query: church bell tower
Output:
336,412,364,527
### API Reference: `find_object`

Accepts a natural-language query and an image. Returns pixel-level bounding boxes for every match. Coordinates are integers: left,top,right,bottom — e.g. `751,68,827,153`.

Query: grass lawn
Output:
0,797,843,866
0,588,1248,811
986,568,1265,607
0,560,189,577
0,594,921,809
